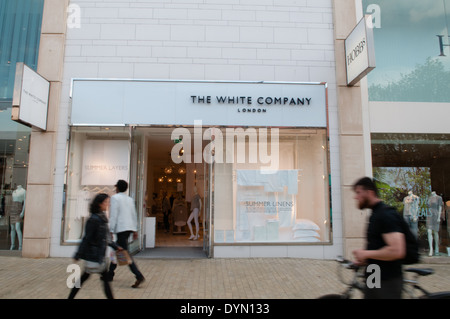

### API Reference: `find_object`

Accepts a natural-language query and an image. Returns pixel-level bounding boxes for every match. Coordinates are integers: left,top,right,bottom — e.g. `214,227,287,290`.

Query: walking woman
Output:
68,193,122,299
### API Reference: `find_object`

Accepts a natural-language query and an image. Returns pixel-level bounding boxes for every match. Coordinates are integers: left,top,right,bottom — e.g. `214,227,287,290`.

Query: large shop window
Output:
372,133,450,258
213,128,331,244
0,0,44,250
62,127,131,243
0,121,30,250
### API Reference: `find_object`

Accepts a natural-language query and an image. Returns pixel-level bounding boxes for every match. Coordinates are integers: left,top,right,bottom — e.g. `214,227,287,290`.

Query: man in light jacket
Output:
107,180,145,288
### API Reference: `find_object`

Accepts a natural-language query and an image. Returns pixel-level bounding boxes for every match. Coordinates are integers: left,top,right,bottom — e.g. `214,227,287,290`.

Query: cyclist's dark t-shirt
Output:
366,201,403,280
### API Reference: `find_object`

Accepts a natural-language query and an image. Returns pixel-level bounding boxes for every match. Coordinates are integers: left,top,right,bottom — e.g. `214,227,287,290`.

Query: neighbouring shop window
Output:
0,0,44,250
362,0,450,102
0,122,30,250
214,128,331,244
63,127,131,243
372,133,450,258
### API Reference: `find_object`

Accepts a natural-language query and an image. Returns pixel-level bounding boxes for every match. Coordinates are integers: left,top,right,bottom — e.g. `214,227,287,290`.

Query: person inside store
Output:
151,192,158,215
0,190,5,218
162,191,171,233
187,186,202,240
352,177,406,299
107,180,146,288
69,193,122,299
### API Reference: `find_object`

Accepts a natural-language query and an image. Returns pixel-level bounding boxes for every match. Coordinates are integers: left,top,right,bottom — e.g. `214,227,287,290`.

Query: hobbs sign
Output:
345,15,376,86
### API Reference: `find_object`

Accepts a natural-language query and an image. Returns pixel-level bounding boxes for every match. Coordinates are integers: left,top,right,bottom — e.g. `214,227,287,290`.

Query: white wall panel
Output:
369,101,450,134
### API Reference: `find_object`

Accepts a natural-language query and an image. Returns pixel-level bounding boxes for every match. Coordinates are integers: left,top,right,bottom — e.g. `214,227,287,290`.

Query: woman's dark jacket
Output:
74,211,118,263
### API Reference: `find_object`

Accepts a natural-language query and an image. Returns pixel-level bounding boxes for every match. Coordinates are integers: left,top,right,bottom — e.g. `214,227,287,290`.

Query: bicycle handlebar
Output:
336,256,360,270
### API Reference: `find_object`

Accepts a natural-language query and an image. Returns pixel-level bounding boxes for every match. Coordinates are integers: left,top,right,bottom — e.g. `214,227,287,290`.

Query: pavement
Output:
0,252,449,300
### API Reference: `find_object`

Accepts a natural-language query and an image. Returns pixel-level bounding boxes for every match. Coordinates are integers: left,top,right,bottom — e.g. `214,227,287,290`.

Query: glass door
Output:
129,127,145,253
203,161,213,257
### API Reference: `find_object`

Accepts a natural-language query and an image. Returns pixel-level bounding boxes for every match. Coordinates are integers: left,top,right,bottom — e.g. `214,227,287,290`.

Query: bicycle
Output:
318,256,450,299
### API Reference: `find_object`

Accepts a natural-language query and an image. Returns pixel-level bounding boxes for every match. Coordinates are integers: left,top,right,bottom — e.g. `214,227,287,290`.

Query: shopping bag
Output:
116,249,132,266
109,247,117,265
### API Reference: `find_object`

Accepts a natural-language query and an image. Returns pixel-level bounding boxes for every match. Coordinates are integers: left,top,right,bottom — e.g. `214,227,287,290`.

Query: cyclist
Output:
352,177,406,299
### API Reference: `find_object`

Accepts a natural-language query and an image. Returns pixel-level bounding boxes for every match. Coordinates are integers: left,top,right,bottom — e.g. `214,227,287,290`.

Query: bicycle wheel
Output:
423,292,450,299
317,294,348,299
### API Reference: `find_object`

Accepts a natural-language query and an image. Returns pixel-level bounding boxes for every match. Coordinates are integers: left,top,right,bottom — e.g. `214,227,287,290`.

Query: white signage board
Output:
345,15,376,86
81,140,130,185
12,63,50,130
70,80,327,128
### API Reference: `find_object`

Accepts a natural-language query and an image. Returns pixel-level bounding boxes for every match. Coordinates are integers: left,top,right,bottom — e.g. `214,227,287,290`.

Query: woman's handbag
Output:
84,259,107,274
116,249,132,266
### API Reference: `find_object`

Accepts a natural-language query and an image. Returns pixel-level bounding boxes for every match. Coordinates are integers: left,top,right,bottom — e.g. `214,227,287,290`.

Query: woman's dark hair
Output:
90,193,109,215
353,177,379,197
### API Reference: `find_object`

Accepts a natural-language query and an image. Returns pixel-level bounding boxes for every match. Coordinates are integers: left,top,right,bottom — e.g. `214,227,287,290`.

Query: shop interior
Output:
143,128,205,251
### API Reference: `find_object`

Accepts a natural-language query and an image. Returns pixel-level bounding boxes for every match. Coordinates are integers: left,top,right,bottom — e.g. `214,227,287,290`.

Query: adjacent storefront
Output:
371,133,450,258
363,0,450,258
0,0,44,251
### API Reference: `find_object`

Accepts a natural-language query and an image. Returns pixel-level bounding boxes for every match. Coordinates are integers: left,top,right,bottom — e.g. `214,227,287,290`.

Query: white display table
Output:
144,217,155,248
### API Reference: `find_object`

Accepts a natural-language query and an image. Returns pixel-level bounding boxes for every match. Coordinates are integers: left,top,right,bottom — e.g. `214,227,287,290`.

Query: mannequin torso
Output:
403,192,419,218
427,192,443,229
12,186,26,203
427,192,443,256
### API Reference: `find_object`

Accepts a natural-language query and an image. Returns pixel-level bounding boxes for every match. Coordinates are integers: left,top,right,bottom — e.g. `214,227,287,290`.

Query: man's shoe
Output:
132,277,145,288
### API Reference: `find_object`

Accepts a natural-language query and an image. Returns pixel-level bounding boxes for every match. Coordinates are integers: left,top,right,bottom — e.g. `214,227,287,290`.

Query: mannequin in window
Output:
161,192,171,233
187,186,201,240
427,191,443,256
10,185,26,250
403,191,419,238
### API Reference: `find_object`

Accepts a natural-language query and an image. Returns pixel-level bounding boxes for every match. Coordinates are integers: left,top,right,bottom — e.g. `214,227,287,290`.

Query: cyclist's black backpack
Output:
385,204,420,265
397,212,420,265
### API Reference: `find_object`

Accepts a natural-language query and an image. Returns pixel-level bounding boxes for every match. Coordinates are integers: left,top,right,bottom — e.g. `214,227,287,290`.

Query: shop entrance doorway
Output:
135,127,211,258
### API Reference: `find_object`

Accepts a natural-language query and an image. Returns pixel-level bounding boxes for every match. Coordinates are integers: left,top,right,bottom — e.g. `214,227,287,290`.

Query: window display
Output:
0,121,31,251
0,0,43,250
214,128,331,244
64,126,331,248
81,140,130,186
8,185,26,250
403,191,419,238
372,133,450,258
63,127,131,243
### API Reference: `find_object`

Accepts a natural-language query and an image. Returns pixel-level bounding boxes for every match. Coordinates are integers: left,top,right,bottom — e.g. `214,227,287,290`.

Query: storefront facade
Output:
14,0,449,260
362,0,450,259
0,0,45,251
64,79,334,258
49,0,349,259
